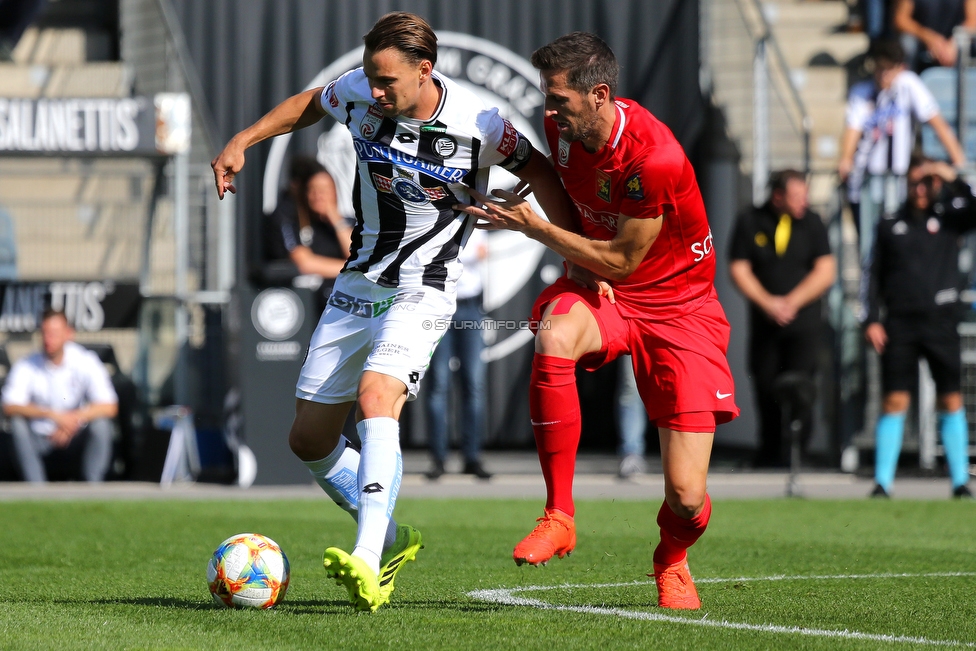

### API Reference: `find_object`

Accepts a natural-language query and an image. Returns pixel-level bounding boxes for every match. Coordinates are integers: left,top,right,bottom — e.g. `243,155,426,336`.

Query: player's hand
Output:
567,261,615,304
865,322,887,354
457,188,540,232
211,140,245,199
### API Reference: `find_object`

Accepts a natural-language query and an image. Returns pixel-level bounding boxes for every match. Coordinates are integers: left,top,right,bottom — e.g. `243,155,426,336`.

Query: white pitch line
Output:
467,572,976,647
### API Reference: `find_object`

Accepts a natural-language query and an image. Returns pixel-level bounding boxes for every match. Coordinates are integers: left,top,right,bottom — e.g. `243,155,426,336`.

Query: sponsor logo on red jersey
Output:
575,201,618,233
690,229,714,262
497,119,518,156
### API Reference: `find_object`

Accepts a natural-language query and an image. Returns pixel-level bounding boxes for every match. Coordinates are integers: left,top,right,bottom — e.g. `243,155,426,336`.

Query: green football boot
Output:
323,547,382,613
378,524,424,602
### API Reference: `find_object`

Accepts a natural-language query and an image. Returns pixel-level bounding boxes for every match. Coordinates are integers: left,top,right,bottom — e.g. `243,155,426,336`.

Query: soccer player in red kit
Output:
460,32,738,610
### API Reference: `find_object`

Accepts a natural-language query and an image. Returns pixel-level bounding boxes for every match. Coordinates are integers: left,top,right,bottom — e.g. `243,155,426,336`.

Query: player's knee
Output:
287,422,315,459
535,321,583,358
665,485,707,519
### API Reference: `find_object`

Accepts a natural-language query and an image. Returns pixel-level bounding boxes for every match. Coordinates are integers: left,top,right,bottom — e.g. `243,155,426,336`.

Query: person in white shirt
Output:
838,39,965,259
2,308,118,482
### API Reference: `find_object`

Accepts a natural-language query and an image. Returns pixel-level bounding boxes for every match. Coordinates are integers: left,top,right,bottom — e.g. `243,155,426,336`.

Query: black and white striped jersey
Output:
320,69,532,292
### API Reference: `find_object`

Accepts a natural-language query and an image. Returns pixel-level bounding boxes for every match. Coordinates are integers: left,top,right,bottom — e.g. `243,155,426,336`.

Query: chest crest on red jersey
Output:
595,170,611,203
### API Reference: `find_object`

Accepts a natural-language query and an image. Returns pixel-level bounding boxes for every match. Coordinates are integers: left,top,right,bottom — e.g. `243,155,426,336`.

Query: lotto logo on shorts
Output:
497,119,518,157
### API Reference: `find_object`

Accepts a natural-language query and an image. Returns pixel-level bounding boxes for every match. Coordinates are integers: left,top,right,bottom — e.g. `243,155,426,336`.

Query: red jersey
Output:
545,98,716,320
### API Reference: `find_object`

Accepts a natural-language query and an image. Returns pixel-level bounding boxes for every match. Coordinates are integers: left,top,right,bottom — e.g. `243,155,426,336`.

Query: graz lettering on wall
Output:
0,281,140,332
0,98,157,154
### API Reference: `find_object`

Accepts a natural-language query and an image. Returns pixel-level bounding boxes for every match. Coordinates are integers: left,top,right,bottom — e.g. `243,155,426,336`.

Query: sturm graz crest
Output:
431,135,457,158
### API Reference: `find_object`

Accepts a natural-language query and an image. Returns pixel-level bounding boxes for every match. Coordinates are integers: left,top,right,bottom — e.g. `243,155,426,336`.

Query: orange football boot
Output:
652,559,701,610
513,509,576,566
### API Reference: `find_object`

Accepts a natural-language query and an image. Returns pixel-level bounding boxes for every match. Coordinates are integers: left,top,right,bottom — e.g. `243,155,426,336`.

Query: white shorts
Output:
295,271,454,404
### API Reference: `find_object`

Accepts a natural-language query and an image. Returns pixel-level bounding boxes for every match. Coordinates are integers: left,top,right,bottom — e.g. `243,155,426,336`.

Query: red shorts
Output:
531,278,739,431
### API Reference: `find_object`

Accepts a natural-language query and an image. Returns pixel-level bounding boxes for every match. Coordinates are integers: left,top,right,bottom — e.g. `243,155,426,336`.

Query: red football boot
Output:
512,509,576,566
652,559,701,610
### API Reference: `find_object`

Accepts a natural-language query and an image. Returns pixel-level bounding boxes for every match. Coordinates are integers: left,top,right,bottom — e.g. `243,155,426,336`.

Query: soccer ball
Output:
207,533,290,609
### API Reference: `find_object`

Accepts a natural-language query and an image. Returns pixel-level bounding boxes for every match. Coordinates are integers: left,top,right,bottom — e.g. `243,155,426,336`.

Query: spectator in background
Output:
838,39,965,260
862,156,974,498
0,0,47,61
729,171,836,468
848,0,890,40
264,156,352,314
424,229,491,481
2,308,117,482
616,361,648,478
893,0,976,72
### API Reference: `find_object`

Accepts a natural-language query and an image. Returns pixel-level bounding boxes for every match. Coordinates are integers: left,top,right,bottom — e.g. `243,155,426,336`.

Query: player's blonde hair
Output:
363,12,438,66
531,31,618,98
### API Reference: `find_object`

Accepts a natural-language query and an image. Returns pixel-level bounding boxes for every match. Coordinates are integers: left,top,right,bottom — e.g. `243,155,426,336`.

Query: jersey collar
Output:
608,101,626,150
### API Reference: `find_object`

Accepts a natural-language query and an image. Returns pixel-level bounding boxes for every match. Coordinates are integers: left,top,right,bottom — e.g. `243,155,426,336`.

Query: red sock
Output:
653,494,712,566
529,354,580,517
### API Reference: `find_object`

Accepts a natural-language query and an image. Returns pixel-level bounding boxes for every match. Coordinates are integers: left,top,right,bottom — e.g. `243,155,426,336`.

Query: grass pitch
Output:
1,496,974,650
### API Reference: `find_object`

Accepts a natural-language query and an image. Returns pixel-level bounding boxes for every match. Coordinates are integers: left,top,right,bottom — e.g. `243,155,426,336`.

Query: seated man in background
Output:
863,156,974,498
2,308,118,482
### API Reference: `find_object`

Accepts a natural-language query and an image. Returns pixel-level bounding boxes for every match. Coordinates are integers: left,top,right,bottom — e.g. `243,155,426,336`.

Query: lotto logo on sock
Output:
362,482,385,494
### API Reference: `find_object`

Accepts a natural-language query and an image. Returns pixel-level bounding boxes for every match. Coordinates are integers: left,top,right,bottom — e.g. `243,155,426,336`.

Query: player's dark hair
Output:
363,12,437,66
41,307,68,323
531,32,618,98
769,169,806,194
867,39,905,66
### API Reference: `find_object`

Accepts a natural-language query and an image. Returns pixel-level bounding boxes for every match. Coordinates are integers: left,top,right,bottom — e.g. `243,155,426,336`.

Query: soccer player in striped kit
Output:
212,12,573,612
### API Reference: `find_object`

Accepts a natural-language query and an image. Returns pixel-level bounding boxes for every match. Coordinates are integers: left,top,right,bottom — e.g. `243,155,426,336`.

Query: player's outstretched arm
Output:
512,149,577,232
459,188,660,281
211,87,327,199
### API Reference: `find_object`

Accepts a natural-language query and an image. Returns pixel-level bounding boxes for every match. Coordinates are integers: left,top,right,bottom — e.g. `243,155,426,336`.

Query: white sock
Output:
353,417,402,574
303,436,399,551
